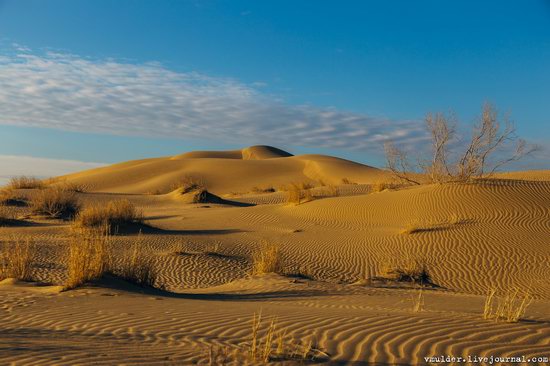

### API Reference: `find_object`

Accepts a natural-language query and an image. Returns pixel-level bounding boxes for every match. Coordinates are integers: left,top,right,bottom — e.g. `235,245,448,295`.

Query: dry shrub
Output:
114,236,157,287
0,188,25,206
371,180,402,193
0,237,35,281
58,181,88,193
251,186,276,194
251,243,283,275
0,205,19,226
320,184,339,197
65,227,110,290
7,176,45,189
74,199,143,232
285,183,314,205
483,288,533,323
382,257,431,284
30,186,80,219
171,175,205,193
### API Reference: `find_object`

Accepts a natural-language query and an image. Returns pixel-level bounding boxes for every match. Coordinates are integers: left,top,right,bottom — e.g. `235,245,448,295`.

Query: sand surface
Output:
1,146,550,365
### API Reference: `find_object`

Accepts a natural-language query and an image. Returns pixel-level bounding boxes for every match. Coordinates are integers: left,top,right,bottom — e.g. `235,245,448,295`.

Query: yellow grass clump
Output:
74,199,143,233
251,186,276,194
30,186,80,219
171,175,206,193
0,205,19,226
248,312,322,363
7,176,45,189
0,237,35,281
285,183,314,205
0,188,25,206
371,180,402,193
251,243,283,275
64,227,111,290
114,236,157,287
483,288,533,323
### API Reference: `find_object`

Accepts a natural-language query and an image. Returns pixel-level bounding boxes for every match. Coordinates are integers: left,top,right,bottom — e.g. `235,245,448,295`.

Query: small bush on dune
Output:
7,176,46,190
74,199,143,233
371,180,402,193
320,184,339,197
251,243,283,275
30,187,80,219
0,188,26,206
64,227,110,290
251,186,276,194
58,181,88,193
0,205,19,226
0,237,35,281
285,183,314,205
171,175,205,193
382,257,431,284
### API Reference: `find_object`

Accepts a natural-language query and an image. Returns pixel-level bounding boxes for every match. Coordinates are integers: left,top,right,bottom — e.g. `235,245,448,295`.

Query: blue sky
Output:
0,0,549,182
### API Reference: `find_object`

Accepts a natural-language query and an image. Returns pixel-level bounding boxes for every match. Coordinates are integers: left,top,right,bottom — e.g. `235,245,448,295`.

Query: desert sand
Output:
1,145,549,365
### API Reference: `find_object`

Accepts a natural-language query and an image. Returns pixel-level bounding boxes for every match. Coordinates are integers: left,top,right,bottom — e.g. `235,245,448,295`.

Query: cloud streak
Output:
0,48,427,152
0,155,104,186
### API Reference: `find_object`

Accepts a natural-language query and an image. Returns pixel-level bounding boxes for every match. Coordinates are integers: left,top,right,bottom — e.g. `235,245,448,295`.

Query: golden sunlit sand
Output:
1,145,549,365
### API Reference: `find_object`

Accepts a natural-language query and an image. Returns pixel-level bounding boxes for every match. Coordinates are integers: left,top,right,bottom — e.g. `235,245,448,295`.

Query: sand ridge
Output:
1,146,550,364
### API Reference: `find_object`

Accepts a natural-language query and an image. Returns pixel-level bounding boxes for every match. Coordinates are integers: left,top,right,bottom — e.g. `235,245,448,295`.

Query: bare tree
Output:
385,103,538,184
423,112,456,183
384,141,421,185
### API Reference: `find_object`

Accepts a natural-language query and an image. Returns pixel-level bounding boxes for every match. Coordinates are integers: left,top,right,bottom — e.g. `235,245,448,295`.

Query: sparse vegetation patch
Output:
30,186,80,219
483,288,533,323
7,176,45,190
74,199,143,232
0,236,35,281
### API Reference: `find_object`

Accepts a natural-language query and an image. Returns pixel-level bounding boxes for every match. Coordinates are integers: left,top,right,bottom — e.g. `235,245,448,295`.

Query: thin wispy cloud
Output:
0,155,104,186
0,48,427,152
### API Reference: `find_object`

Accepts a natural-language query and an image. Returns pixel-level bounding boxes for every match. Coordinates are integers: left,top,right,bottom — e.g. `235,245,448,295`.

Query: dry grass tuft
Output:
64,227,110,290
7,176,46,190
251,186,276,194
74,199,143,233
483,287,533,323
251,242,283,275
113,235,157,287
172,175,206,193
382,257,432,285
0,188,26,206
58,181,88,193
411,287,425,313
371,180,403,193
0,237,35,281
316,184,339,198
248,312,324,363
285,183,314,205
0,205,20,226
30,186,80,219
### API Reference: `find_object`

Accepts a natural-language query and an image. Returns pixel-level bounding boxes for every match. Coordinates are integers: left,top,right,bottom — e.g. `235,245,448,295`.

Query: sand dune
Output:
1,146,550,364
59,145,388,194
